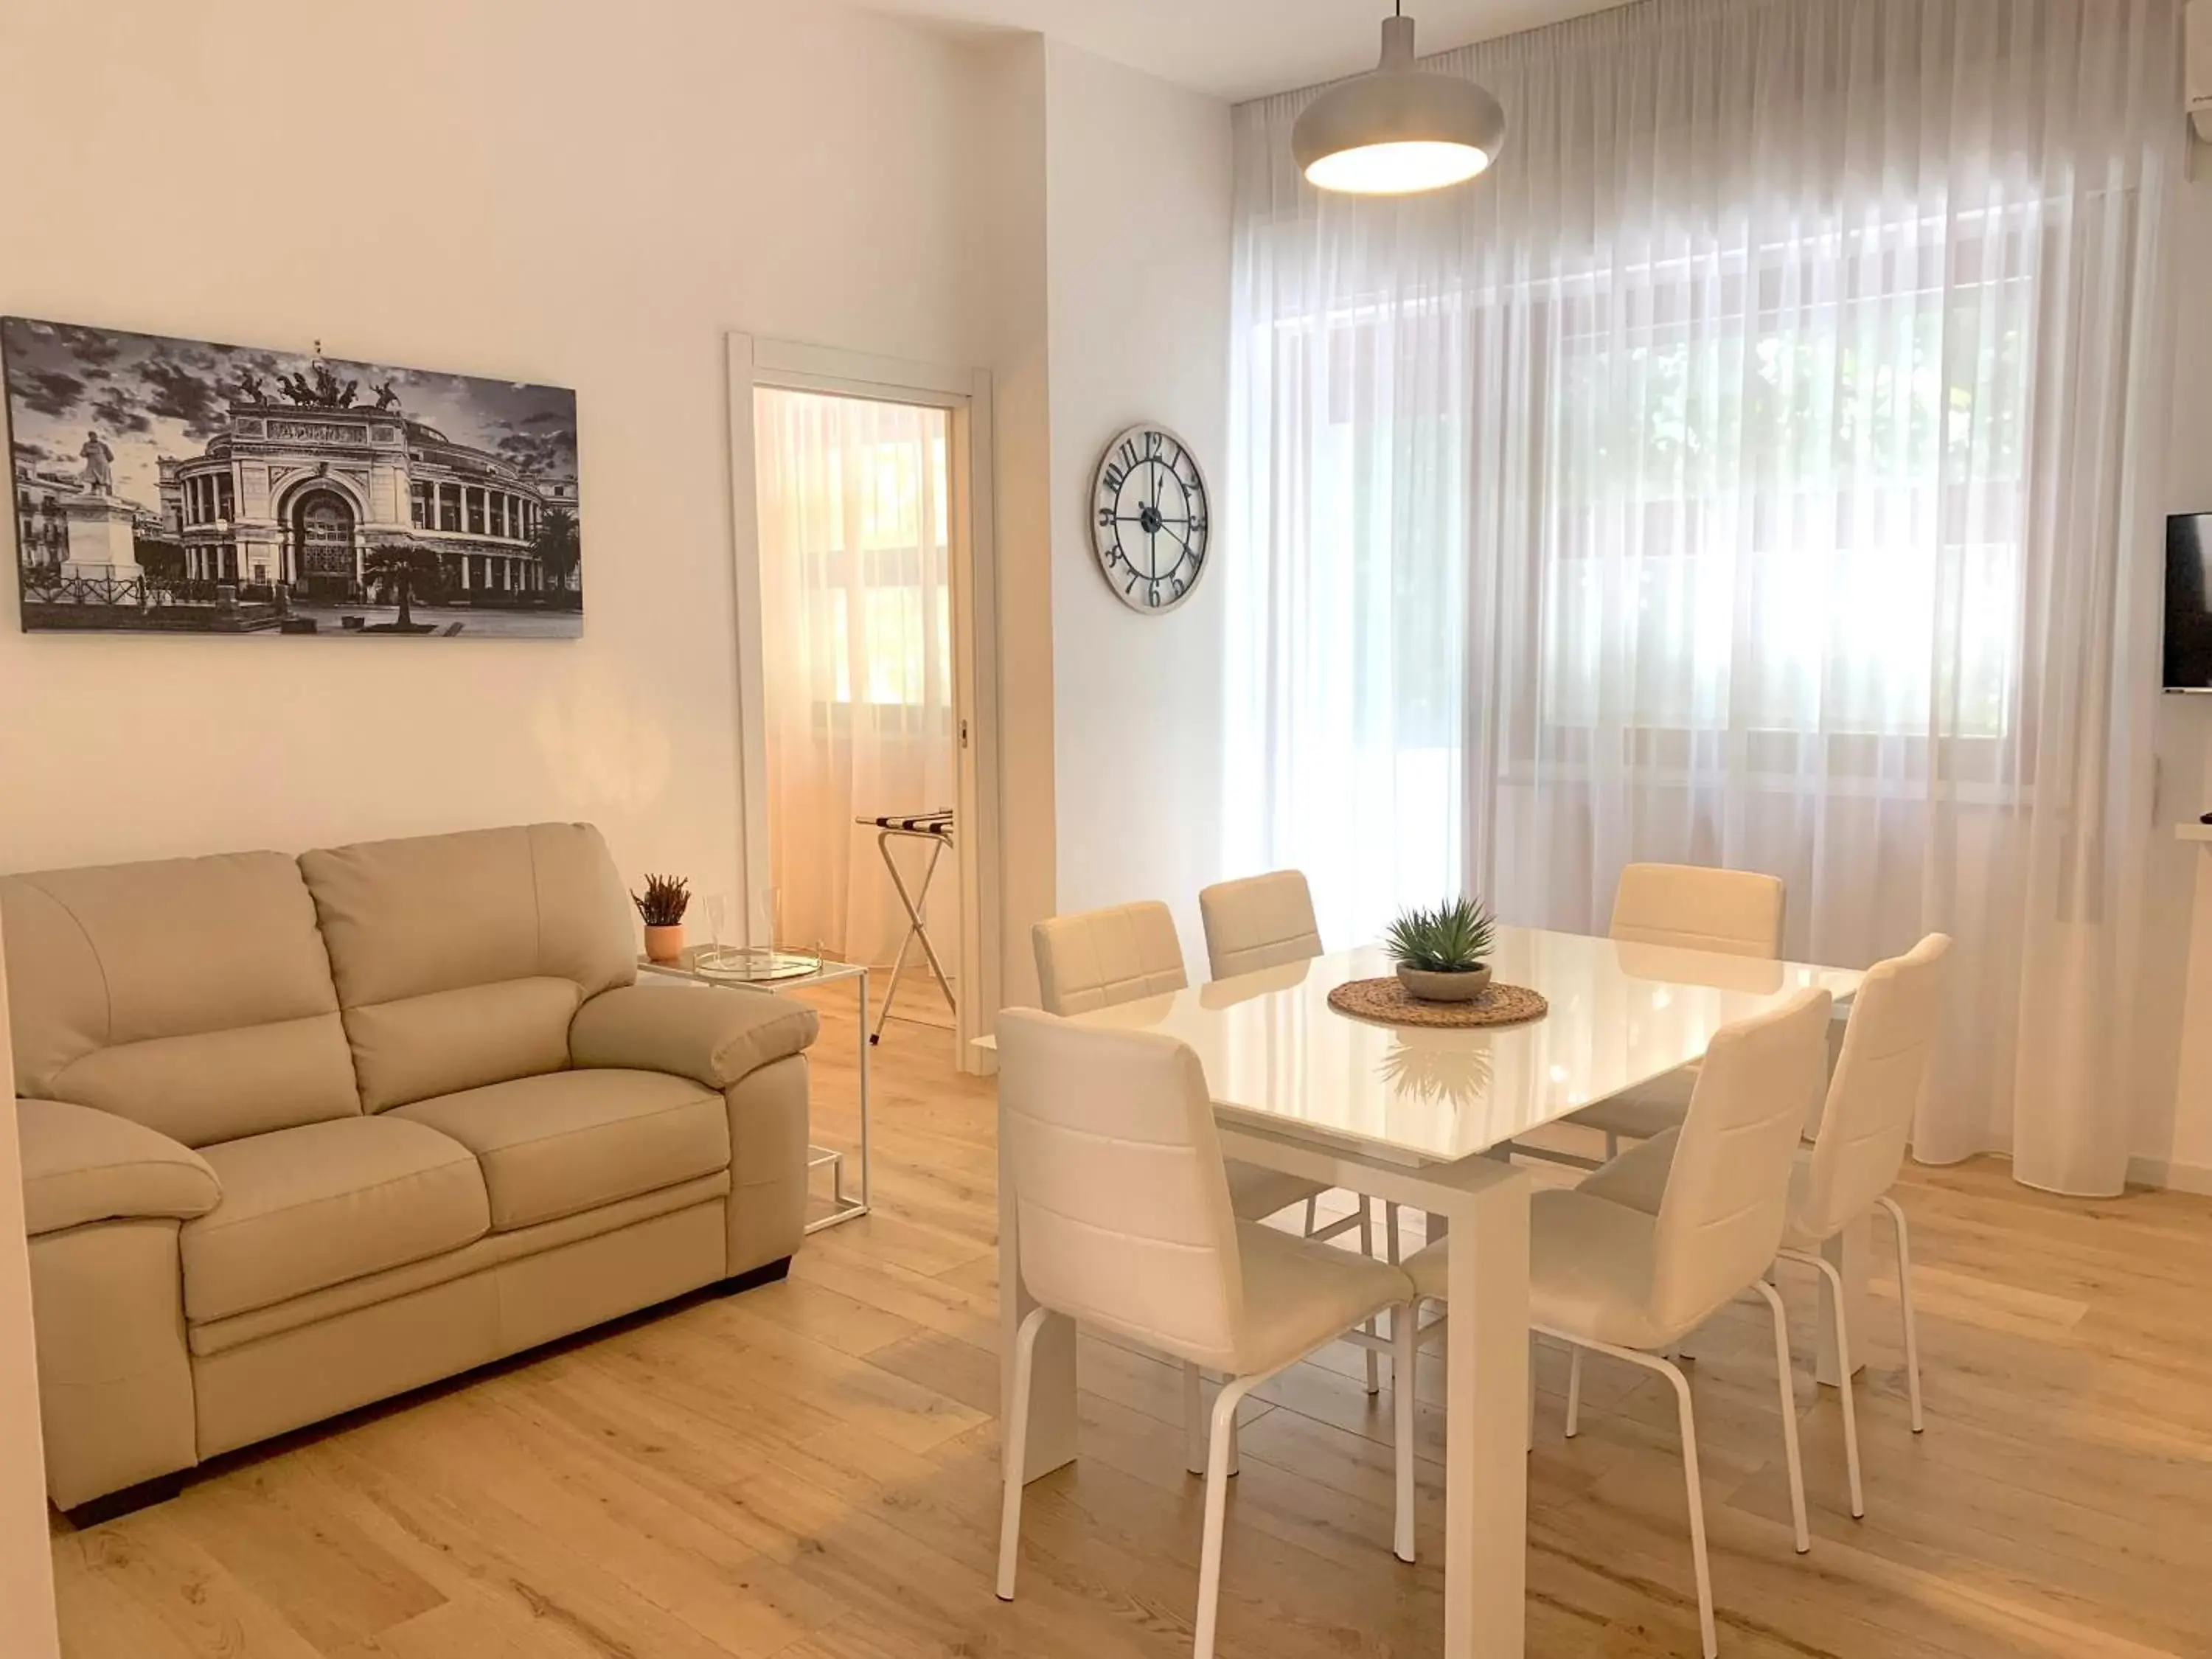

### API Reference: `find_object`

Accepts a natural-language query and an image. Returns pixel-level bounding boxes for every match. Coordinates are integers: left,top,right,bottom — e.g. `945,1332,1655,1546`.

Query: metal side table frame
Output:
638,950,870,1233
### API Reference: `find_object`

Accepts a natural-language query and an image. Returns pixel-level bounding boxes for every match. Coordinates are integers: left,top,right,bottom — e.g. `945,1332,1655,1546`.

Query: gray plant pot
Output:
1396,964,1492,1003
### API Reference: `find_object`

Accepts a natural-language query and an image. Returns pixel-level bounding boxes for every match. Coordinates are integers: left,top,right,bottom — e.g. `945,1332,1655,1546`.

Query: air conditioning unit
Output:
2194,0,2212,142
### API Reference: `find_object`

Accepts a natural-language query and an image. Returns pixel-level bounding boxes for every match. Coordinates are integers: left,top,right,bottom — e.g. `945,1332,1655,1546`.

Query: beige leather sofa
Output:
4,822,818,1520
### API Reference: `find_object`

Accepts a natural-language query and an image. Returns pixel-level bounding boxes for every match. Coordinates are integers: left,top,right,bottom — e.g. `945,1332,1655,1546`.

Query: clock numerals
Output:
1093,425,1208,615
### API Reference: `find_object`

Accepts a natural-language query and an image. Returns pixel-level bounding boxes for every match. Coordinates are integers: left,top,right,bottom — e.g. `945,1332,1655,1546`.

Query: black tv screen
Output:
2166,514,2212,692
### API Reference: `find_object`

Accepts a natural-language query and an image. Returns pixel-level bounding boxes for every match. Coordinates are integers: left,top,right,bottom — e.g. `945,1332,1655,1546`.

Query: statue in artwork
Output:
374,381,401,412
279,370,318,406
79,431,114,495
234,368,265,403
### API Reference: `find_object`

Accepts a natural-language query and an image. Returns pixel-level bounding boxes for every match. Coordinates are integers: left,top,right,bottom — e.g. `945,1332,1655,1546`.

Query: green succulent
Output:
1384,896,1495,973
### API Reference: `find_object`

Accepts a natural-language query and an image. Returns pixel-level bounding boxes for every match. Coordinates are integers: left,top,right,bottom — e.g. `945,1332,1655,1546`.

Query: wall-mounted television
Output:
2166,514,2212,692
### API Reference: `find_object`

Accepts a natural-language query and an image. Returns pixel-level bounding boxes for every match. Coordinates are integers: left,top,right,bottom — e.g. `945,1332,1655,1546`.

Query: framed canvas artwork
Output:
4,316,581,636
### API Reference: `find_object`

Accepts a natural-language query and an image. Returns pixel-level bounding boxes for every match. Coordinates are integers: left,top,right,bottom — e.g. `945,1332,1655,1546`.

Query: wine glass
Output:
703,892,731,968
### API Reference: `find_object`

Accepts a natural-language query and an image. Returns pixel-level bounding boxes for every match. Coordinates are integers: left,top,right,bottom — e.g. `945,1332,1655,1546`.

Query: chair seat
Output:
1407,1188,1690,1352
1226,1161,1326,1222
186,1116,489,1324
392,1068,729,1231
1563,1064,1697,1142
1579,1125,1832,1251
1235,1222,1413,1374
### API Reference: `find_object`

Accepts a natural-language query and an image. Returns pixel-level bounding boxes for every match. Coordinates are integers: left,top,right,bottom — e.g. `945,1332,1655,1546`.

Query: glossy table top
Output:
1006,931,1862,1164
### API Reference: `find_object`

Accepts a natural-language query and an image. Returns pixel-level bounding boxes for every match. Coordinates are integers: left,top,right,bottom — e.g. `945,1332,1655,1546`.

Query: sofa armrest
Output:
16,1098,220,1237
568,984,819,1092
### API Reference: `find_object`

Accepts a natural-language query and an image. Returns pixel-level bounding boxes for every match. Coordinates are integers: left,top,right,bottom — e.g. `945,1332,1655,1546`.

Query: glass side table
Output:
636,945,869,1233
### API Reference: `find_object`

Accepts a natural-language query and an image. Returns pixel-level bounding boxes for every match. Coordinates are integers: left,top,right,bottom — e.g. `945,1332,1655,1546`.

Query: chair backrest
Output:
1198,870,1324,980
1793,934,1950,1241
1610,863,1785,959
996,1008,1247,1372
1649,987,1832,1335
1031,901,1187,1015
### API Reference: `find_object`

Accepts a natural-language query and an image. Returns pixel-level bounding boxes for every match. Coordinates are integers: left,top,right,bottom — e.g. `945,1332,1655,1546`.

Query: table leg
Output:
855,968,872,1214
1444,1169,1530,1659
999,1107,1077,1480
1815,1212,1870,1386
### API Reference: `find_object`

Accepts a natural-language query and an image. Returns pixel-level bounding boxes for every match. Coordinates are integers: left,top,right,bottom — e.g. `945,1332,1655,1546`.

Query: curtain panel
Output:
756,389,958,970
1226,0,2181,1194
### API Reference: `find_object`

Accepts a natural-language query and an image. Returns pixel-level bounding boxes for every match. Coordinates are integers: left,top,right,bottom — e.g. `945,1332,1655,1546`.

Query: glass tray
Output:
691,945,823,982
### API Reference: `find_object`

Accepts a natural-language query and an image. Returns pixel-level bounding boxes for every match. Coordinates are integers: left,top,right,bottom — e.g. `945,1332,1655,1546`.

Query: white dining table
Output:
984,927,1865,1659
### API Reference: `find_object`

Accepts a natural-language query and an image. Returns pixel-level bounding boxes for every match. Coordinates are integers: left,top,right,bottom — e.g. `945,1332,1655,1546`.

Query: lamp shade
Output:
1292,14,1505,195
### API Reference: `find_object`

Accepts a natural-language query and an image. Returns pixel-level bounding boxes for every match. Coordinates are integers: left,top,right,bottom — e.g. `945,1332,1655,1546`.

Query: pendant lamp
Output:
1291,4,1505,195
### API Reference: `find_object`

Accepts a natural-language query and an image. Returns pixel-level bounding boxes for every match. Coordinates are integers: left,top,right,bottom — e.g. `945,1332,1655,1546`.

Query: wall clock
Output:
1090,422,1210,613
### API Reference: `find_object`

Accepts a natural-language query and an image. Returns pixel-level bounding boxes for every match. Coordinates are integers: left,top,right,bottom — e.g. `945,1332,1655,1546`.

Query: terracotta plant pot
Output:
1396,963,1492,1003
644,923,686,965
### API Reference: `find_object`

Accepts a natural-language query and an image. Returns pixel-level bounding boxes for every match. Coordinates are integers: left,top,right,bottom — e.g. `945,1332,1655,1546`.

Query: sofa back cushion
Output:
299,823,636,1112
1,852,360,1147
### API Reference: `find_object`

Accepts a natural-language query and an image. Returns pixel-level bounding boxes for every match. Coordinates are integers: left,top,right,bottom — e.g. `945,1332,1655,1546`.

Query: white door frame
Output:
726,333,1002,1073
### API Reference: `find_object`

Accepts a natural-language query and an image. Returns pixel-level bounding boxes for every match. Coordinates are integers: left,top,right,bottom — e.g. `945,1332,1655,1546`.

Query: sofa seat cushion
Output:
184,1117,490,1324
389,1069,729,1232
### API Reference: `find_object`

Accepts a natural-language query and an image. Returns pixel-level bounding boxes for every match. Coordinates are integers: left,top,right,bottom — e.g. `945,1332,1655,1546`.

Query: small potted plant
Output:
633,873,691,964
1385,896,1496,1003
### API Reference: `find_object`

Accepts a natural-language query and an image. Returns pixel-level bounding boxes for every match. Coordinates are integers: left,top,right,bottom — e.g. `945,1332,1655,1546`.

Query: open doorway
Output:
753,388,960,1044
726,335,1001,1073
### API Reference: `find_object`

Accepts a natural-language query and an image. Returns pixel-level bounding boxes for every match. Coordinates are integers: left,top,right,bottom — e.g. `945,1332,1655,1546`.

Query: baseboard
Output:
2127,1155,2212,1196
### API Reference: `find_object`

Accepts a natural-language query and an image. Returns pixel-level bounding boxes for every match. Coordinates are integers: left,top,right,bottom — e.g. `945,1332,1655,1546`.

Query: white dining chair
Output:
1033,900,1375,1436
1559,862,1788,1160
1403,987,1831,1658
1197,869,1324,978
1199,869,1406,1314
994,1009,1419,1658
1032,901,1332,1234
1578,933,1950,1517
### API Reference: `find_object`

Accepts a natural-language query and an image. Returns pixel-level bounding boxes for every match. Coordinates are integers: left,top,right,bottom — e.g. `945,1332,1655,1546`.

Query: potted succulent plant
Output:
633,873,691,964
1385,896,1497,1003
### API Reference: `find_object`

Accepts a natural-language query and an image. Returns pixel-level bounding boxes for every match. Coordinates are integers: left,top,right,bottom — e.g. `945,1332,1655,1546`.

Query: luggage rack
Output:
858,810,956,1044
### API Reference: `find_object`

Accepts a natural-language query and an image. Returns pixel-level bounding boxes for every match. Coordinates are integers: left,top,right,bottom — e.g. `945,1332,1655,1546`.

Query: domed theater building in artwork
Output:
159,400,572,604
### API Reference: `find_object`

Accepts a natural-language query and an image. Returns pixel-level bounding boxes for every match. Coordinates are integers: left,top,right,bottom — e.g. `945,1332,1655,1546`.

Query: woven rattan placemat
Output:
1326,977,1549,1029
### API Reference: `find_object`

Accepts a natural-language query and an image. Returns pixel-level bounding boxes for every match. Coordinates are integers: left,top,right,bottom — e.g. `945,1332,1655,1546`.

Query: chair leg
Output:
1359,1199,1380,1394
1385,1201,1403,1265
1877,1195,1925,1433
1194,1375,1258,1659
1183,1362,1206,1476
1802,1251,1865,1518
1605,1131,1620,1161
1393,1301,1418,1563
996,1307,1051,1601
1658,1357,1719,1659
1751,1278,1810,1554
1303,1195,1318,1237
1564,1347,1584,1439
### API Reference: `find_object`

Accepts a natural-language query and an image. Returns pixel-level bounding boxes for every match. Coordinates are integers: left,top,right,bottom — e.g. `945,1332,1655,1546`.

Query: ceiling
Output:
859,0,1626,102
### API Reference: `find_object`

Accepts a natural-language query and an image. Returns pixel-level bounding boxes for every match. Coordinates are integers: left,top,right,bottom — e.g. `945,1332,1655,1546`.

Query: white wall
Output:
1041,43,1234,957
2138,157,2212,1190
0,931,60,1659
0,0,989,903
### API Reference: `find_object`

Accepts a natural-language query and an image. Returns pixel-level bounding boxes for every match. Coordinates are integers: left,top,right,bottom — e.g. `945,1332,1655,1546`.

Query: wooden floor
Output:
49,985,2212,1659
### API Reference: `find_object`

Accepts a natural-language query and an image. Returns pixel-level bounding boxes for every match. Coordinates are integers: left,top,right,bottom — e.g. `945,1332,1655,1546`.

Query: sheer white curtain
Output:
755,389,957,971
1227,0,2180,1194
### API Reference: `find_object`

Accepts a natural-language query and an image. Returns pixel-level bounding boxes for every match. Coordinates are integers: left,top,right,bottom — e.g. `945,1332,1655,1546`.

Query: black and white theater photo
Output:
4,316,582,636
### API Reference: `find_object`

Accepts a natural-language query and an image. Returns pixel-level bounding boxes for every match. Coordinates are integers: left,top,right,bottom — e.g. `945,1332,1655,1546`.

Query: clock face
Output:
1091,424,1210,614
